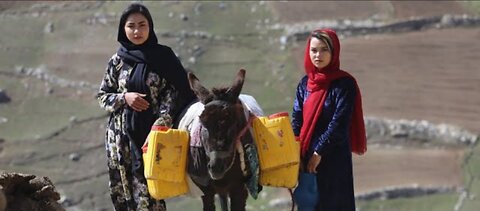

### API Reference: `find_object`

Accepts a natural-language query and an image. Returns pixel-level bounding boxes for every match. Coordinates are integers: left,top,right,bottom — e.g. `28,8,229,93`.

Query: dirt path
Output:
341,27,480,133
353,146,464,194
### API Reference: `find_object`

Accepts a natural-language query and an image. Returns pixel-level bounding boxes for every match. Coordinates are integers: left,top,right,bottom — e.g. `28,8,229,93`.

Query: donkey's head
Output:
188,69,247,180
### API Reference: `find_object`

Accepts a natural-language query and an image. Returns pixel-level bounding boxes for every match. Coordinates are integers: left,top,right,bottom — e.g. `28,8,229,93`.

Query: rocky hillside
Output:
0,1,479,210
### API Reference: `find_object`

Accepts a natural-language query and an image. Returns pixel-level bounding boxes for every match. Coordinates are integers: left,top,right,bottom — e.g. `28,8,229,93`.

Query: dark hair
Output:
311,31,333,54
117,3,158,47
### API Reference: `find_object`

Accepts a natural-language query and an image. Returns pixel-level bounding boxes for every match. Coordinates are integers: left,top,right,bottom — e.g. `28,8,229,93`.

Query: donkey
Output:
178,69,260,211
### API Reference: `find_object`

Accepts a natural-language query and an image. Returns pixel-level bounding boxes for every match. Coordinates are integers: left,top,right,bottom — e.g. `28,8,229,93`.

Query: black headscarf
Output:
116,3,195,171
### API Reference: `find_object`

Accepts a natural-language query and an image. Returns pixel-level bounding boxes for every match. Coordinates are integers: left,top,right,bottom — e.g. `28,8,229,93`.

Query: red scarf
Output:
299,29,367,157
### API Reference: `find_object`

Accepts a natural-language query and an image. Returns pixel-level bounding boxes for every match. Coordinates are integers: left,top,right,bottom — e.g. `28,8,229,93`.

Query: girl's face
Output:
124,13,149,45
309,37,332,69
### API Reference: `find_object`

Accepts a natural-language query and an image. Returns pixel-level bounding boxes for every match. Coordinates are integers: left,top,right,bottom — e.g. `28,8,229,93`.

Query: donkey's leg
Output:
201,192,216,211
229,185,248,211
219,193,229,211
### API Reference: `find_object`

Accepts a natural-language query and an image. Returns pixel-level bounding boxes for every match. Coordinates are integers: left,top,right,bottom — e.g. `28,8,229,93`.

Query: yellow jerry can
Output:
252,112,300,188
259,144,300,188
143,154,189,200
145,179,188,200
252,112,299,171
141,126,189,199
143,126,188,182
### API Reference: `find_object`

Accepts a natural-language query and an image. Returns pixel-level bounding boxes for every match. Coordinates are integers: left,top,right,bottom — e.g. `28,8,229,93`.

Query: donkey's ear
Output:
188,72,213,104
227,69,245,101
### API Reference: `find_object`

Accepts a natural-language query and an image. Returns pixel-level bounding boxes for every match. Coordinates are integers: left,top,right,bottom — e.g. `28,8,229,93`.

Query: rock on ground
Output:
0,172,64,211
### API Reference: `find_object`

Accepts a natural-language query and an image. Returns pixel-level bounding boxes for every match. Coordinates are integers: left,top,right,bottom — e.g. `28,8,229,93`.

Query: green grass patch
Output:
0,17,46,68
42,13,89,51
462,1,480,14
0,96,102,141
460,140,480,210
0,75,103,141
138,2,272,36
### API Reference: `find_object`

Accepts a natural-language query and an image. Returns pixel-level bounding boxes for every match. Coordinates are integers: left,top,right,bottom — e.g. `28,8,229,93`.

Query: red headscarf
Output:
299,28,367,156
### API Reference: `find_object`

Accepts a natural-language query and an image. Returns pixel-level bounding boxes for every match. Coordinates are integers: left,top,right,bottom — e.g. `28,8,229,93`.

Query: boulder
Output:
0,172,64,211
0,90,10,104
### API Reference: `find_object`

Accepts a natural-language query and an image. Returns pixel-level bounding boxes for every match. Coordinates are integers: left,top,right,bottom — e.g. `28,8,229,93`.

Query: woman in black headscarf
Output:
97,3,195,210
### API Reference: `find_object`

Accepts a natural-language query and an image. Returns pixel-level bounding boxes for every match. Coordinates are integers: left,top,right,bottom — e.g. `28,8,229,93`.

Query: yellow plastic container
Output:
143,126,188,182
252,112,299,170
145,179,187,200
143,154,189,200
141,126,189,199
252,112,300,188
259,142,300,188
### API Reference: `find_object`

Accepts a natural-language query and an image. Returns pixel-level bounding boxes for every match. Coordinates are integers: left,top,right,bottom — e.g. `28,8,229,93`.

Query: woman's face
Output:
124,13,150,45
309,37,332,69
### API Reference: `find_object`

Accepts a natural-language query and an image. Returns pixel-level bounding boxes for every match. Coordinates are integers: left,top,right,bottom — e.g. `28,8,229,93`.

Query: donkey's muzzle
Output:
207,150,233,180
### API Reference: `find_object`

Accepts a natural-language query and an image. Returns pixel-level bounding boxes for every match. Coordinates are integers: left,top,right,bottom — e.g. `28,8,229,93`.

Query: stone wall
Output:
355,185,457,201
365,117,478,146
270,14,480,43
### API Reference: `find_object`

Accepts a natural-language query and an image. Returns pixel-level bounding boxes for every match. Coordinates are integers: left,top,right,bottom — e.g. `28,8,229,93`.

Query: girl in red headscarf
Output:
291,28,367,210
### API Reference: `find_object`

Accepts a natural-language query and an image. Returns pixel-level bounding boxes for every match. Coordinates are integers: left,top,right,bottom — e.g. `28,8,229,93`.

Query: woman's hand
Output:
124,92,149,112
307,151,321,173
